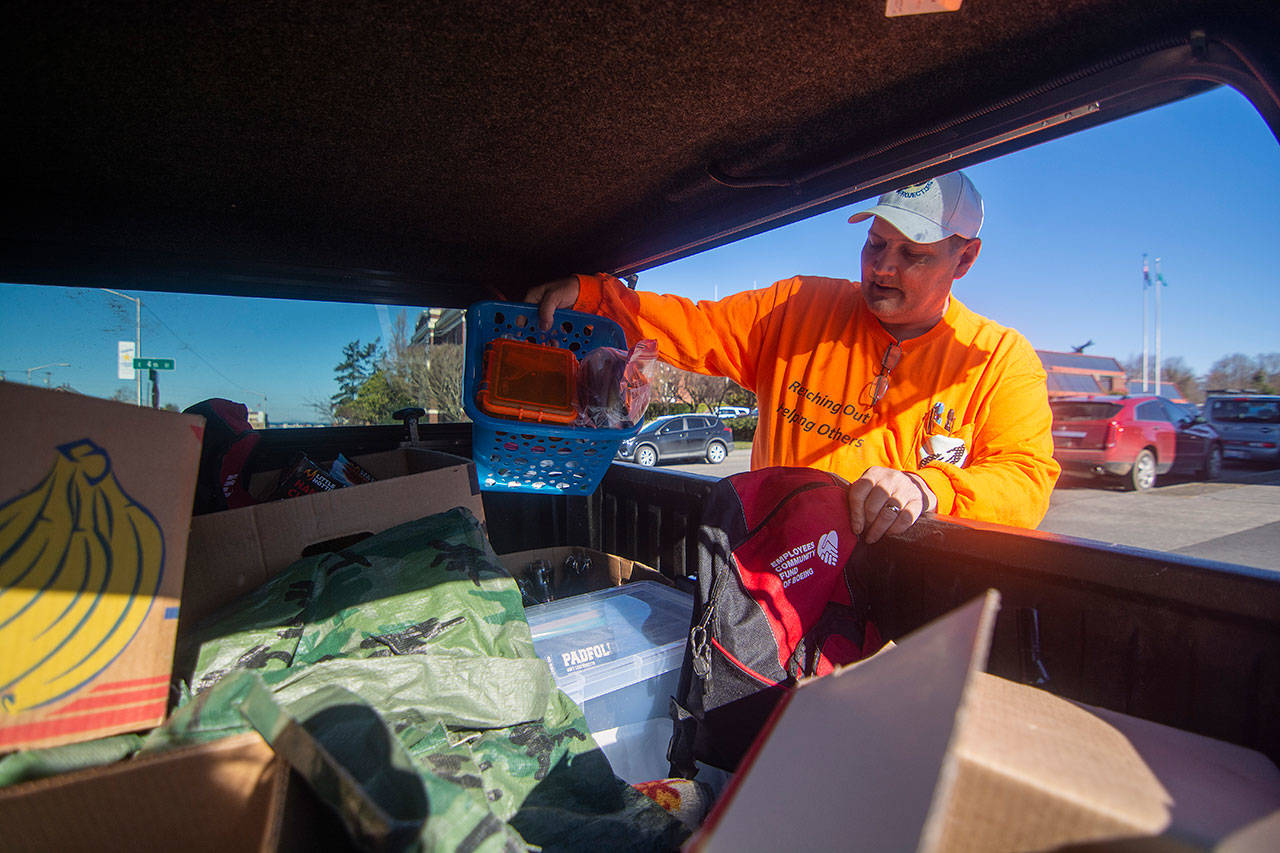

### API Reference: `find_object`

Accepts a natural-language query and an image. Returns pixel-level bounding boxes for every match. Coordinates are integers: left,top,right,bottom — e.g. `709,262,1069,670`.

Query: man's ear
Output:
952,238,982,279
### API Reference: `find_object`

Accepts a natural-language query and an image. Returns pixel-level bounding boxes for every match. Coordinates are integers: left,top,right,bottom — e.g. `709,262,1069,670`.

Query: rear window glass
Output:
0,285,467,427
1209,398,1280,423
1135,400,1169,421
1050,402,1122,420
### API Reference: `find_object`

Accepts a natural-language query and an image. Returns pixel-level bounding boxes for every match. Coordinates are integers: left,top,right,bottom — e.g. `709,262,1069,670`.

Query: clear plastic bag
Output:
575,339,659,429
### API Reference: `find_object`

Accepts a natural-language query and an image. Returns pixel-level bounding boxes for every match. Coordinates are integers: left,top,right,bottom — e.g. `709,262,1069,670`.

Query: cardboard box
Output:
0,731,327,851
0,384,203,751
182,448,482,628
497,546,671,597
938,672,1280,851
692,592,1280,852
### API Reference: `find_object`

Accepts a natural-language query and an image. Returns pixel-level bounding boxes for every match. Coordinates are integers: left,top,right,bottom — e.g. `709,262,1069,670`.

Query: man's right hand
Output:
524,276,581,331
848,467,936,544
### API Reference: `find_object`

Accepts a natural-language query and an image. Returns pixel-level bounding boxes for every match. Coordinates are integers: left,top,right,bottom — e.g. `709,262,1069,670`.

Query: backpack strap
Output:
666,696,700,780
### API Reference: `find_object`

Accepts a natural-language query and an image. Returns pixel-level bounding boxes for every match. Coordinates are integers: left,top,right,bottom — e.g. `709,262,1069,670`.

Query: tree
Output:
648,362,688,416
1159,356,1200,402
1259,353,1280,386
638,362,758,417
1206,353,1258,392
1250,352,1280,394
332,339,380,407
721,385,757,411
306,392,337,423
381,310,467,421
1202,353,1280,393
326,310,470,425
333,370,414,425
676,373,742,414
388,343,467,421
1121,354,1141,381
1248,368,1278,395
1121,355,1202,401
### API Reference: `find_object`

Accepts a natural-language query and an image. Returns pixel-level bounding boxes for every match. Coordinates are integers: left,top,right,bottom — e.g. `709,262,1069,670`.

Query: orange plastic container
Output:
476,337,579,424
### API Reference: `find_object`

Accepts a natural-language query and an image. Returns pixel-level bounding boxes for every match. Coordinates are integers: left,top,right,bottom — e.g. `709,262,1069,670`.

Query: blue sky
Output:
639,86,1280,373
2,85,1278,422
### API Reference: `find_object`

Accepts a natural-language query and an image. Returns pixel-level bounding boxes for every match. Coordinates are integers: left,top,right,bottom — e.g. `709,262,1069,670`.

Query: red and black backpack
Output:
667,466,881,776
184,398,261,514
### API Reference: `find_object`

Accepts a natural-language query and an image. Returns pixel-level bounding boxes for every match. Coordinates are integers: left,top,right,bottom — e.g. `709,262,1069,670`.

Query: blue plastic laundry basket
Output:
463,301,643,494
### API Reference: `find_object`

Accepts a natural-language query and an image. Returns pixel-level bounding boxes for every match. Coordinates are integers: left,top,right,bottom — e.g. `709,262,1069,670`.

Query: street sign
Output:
132,358,175,370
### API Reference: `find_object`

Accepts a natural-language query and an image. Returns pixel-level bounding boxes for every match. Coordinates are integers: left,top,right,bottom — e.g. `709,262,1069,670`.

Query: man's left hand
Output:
848,467,937,544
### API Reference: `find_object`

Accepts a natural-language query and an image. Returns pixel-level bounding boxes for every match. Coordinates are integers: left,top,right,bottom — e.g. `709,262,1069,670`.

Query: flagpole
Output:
1141,254,1150,392
1155,257,1164,397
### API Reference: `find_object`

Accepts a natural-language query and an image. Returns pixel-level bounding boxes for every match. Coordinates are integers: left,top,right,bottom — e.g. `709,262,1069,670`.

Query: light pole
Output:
100,289,142,406
25,362,70,384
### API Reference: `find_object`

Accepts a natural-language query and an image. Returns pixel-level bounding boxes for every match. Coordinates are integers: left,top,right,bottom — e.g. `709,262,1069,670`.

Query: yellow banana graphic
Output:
0,440,164,713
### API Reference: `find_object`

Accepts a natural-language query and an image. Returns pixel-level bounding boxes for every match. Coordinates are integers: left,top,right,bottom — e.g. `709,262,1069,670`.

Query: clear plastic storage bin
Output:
526,582,692,728
525,582,694,781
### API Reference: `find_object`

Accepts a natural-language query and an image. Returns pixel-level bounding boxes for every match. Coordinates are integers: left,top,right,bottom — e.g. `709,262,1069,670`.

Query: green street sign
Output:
133,358,175,370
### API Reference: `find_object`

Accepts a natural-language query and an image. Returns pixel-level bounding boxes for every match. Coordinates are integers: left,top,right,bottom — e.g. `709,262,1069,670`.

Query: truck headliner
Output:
3,1,1277,306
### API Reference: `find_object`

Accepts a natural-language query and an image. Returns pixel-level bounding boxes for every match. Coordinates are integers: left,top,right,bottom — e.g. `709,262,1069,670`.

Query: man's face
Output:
859,217,981,338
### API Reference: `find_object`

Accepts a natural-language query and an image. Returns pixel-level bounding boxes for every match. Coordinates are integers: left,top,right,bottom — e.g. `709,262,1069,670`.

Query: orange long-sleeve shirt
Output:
574,273,1060,528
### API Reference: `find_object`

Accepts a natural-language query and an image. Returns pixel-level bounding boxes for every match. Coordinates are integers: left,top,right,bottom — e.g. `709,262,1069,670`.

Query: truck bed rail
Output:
491,463,1280,763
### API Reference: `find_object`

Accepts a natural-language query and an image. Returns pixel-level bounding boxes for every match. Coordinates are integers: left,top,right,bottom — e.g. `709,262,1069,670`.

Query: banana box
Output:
0,383,204,751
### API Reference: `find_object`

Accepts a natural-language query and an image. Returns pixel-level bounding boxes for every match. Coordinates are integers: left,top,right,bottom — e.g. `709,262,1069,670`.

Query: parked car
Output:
714,406,751,419
1051,395,1223,491
616,414,734,466
1204,393,1280,463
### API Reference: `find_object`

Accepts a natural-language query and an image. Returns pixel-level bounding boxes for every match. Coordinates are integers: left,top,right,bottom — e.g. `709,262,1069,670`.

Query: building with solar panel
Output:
1037,351,1186,402
1037,351,1127,398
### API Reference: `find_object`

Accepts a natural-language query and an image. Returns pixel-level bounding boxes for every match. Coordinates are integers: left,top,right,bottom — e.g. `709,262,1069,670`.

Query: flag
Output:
1156,272,1167,287
1142,257,1152,289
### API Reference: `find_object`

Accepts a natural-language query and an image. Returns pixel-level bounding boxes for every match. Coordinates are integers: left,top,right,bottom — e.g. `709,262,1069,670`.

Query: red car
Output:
1050,395,1223,491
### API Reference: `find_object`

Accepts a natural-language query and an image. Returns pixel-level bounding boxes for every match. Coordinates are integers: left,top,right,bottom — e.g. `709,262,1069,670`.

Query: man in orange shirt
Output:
526,171,1059,541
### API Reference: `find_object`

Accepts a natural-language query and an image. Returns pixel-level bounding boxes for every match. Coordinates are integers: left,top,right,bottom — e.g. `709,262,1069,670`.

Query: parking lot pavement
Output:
663,447,753,477
1040,463,1280,571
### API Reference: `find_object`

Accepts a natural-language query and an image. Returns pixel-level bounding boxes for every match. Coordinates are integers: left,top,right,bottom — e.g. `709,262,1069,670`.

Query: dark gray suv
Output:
616,415,734,467
1205,393,1280,463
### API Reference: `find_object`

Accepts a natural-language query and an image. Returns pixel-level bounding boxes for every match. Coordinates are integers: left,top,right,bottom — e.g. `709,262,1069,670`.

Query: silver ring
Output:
884,503,901,513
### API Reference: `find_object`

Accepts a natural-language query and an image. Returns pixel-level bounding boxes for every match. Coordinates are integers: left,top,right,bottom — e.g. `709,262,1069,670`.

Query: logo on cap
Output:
897,181,933,199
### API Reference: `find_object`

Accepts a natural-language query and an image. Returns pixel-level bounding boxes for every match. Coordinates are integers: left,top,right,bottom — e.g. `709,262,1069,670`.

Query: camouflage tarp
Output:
0,732,144,787
157,506,686,852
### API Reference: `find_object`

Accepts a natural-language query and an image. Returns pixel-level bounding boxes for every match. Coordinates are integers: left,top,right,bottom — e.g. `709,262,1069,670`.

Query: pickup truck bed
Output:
252,425,1280,766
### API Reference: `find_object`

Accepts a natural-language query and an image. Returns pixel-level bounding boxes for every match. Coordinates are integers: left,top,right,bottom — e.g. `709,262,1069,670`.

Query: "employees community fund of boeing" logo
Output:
769,530,840,588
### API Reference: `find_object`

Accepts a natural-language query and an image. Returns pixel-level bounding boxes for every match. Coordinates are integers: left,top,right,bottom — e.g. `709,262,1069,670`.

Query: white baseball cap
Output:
848,170,984,242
